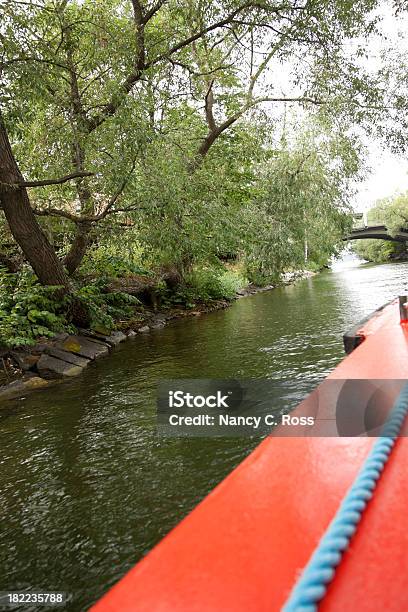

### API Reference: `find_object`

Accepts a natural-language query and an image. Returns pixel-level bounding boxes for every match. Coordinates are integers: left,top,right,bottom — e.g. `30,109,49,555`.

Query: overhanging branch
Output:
16,171,95,188
33,207,82,222
87,1,270,132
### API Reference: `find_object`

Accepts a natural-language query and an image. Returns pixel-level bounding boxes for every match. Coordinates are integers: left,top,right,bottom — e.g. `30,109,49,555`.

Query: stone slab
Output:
44,347,90,368
37,354,84,379
77,329,127,346
56,335,110,360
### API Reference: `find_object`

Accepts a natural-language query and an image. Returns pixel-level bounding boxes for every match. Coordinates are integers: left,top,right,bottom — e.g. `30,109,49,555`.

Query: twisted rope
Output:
283,381,408,612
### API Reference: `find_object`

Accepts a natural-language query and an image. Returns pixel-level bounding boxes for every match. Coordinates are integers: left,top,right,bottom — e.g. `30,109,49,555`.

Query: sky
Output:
355,144,408,212
352,4,408,212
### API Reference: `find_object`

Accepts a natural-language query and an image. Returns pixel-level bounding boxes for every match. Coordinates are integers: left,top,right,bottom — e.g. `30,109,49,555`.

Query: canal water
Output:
1,260,408,611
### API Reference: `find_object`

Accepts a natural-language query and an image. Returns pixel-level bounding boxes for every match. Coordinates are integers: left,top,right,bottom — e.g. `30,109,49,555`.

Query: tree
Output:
0,0,381,285
244,122,360,278
352,238,406,263
0,114,71,287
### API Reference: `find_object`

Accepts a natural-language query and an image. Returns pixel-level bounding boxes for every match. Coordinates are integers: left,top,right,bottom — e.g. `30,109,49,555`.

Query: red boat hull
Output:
92,299,408,611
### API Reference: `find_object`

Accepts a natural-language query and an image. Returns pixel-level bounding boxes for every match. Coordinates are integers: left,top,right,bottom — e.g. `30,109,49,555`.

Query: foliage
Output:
79,243,149,279
185,268,247,302
132,121,267,270
376,193,408,236
71,280,140,332
242,123,358,281
352,239,405,263
0,268,68,347
0,267,141,347
160,267,247,308
0,0,382,282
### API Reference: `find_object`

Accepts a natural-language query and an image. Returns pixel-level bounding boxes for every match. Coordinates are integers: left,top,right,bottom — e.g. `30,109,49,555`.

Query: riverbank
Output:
0,271,315,403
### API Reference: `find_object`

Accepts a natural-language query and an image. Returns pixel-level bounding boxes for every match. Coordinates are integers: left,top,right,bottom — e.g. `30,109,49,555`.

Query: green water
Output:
1,261,408,611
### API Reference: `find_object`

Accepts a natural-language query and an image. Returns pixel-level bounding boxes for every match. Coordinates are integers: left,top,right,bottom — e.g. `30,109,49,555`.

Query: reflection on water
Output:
1,260,407,611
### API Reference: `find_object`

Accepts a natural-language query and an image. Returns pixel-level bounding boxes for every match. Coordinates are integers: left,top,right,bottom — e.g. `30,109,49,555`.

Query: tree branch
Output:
193,95,325,166
249,95,325,107
33,207,82,222
87,1,267,132
32,158,138,224
143,0,166,23
1,55,69,71
204,79,217,132
93,158,138,220
17,171,95,188
147,2,259,67
99,204,142,217
87,0,146,131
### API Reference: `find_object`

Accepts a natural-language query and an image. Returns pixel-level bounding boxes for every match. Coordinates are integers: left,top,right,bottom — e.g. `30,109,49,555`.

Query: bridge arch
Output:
345,214,408,242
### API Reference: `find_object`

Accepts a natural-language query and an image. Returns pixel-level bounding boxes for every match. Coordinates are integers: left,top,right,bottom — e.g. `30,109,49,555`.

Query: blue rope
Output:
283,381,408,612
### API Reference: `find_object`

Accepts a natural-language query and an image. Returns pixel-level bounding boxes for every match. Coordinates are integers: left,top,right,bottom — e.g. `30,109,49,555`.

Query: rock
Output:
77,329,127,346
56,335,110,360
52,332,69,342
30,342,53,355
0,376,49,401
127,330,137,337
37,354,84,379
152,314,167,323
149,314,167,329
9,351,40,371
89,323,112,336
0,379,25,401
23,375,50,390
97,330,127,346
138,325,150,333
44,347,90,368
150,321,165,329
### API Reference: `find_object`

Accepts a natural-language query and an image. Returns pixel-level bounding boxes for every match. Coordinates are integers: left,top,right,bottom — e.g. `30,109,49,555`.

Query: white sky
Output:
352,4,408,211
354,146,408,212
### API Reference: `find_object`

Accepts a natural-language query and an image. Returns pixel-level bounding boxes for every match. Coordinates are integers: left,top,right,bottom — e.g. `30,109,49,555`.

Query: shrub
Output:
0,269,141,347
71,279,140,333
0,268,68,347
244,262,279,286
217,270,248,299
162,267,247,307
352,239,404,263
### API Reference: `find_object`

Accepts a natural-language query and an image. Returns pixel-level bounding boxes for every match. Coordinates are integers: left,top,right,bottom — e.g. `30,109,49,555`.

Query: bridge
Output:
345,213,408,242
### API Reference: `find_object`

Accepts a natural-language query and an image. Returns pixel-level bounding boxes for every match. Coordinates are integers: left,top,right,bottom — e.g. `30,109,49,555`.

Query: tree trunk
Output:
0,116,70,288
63,221,93,275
